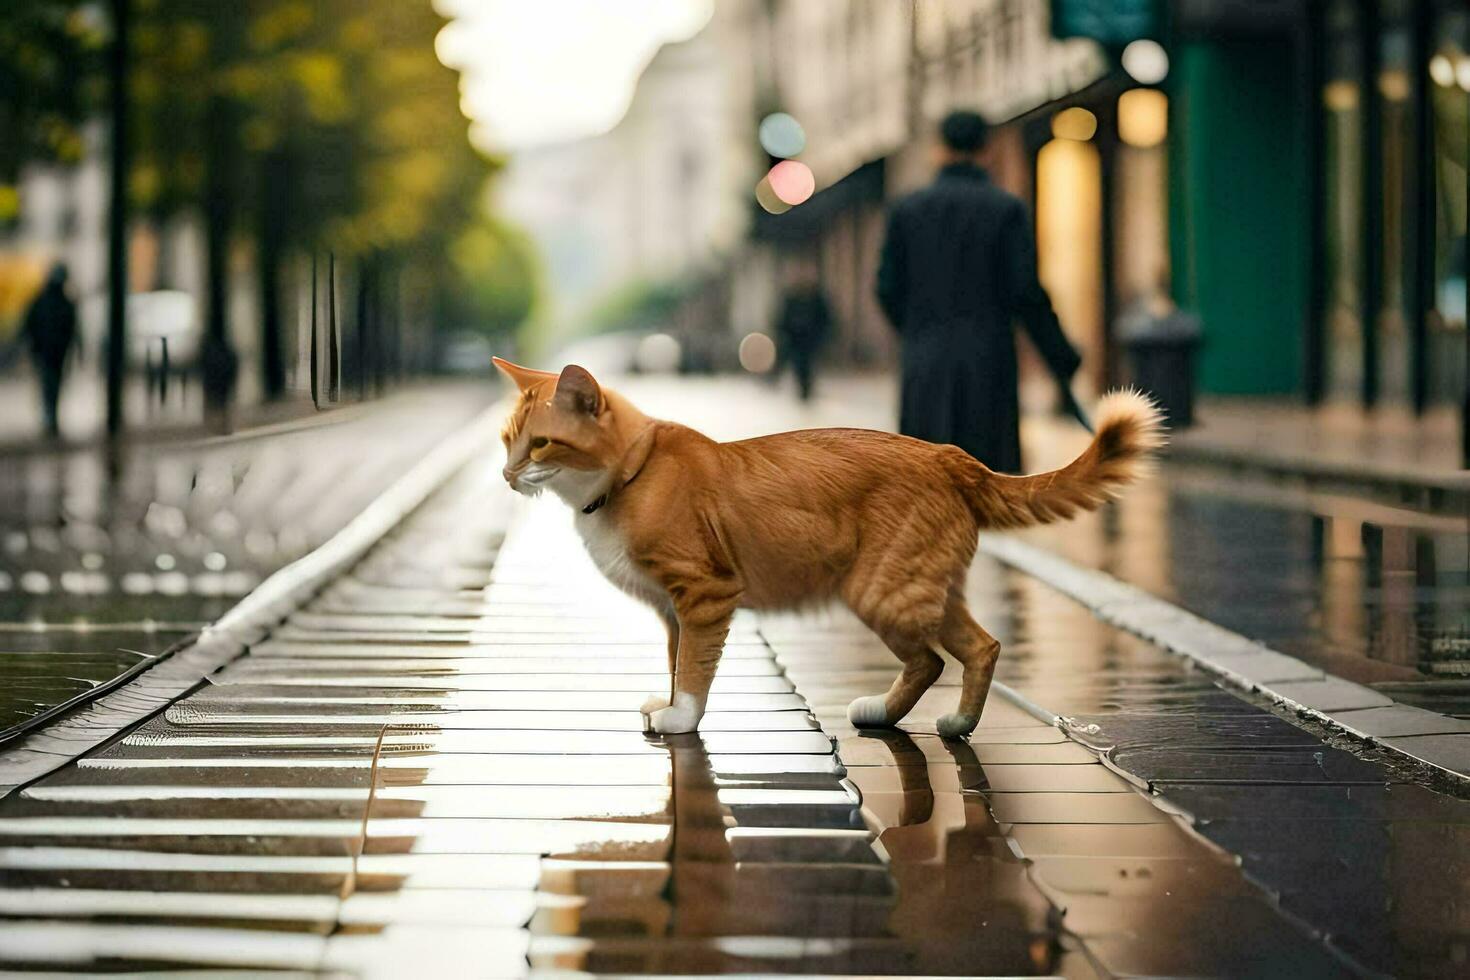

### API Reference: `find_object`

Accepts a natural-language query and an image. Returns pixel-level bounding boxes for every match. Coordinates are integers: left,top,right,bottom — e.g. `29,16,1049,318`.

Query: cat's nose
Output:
502,466,515,487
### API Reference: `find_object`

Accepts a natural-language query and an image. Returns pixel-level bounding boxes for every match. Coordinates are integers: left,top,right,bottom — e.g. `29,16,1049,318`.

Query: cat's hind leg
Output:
845,629,945,729
840,543,951,729
840,501,969,730
933,595,1001,738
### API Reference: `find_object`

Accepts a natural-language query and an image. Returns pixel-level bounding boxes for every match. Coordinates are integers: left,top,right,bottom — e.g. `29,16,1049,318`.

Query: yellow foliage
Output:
130,163,162,206
0,185,19,222
339,17,374,51
173,22,209,69
224,63,266,100
292,52,351,124
249,1,313,51
134,24,162,56
242,117,279,153
0,255,49,336
55,132,83,164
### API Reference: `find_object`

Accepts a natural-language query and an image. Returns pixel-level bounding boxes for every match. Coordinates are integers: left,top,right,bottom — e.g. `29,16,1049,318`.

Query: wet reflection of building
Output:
1321,510,1470,676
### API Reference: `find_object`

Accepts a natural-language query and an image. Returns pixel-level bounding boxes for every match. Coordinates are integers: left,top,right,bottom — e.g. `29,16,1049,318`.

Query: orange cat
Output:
494,358,1164,737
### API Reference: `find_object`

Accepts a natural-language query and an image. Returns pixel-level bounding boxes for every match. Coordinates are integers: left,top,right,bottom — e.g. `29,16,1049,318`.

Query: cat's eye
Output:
530,437,550,450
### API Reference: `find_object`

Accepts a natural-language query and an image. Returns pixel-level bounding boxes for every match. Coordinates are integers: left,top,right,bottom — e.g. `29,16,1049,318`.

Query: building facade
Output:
747,0,1466,447
499,0,1466,455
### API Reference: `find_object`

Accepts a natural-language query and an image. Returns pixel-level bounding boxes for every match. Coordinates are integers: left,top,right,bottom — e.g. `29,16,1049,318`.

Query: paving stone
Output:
1268,677,1397,712
986,791,1168,825
1329,705,1470,738
1378,733,1470,776
1007,822,1204,859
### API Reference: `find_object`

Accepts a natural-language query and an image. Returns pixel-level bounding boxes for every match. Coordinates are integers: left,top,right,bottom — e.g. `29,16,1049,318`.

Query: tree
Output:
128,0,507,405
447,217,539,338
0,1,105,224
5,0,527,414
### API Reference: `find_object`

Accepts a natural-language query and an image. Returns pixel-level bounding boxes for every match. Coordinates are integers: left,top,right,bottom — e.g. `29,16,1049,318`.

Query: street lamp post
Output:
105,0,130,441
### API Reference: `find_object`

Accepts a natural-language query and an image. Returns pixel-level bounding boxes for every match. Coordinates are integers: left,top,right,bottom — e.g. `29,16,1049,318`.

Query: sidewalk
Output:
0,362,342,454
1169,397,1468,511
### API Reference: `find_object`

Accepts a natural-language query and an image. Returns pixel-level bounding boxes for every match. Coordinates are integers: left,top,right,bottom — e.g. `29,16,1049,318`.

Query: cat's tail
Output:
954,389,1166,529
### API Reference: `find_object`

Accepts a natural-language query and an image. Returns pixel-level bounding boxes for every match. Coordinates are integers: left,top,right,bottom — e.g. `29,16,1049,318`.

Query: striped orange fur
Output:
494,358,1165,736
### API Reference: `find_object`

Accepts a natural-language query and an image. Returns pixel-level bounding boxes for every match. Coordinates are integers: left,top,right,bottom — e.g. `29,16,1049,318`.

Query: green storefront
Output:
1165,0,1467,411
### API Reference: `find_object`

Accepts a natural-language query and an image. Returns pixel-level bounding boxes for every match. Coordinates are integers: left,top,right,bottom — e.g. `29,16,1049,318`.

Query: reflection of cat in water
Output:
495,358,1163,738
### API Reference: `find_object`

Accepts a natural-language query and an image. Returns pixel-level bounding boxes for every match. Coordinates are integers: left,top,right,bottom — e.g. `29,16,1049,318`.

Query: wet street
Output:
0,375,1467,977
1016,463,1470,717
0,385,495,743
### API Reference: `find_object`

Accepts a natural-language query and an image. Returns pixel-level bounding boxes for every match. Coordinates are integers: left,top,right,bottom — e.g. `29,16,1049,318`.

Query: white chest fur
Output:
575,511,671,617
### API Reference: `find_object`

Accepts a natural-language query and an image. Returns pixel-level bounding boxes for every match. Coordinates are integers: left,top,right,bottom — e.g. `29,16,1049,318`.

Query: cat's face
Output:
494,359,613,505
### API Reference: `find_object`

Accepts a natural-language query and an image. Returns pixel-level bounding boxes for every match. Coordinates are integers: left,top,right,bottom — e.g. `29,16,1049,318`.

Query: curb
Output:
0,400,508,799
979,534,1470,786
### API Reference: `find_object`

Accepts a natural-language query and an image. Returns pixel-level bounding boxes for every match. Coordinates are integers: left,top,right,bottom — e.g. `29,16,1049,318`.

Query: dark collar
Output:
579,422,657,516
938,162,990,182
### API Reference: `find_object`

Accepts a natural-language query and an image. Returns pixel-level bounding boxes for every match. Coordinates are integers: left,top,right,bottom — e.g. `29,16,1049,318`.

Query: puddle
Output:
1022,474,1470,710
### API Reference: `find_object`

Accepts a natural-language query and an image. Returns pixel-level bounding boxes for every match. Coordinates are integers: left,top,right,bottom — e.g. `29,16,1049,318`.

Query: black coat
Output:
775,288,832,362
22,281,77,368
876,163,1080,473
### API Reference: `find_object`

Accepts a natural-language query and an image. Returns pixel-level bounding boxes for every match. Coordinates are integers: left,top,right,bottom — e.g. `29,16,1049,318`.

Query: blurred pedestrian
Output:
876,110,1080,473
21,263,78,440
774,258,832,402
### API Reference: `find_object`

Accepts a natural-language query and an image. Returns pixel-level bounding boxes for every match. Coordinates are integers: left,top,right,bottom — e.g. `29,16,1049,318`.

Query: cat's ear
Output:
554,364,602,415
492,356,556,393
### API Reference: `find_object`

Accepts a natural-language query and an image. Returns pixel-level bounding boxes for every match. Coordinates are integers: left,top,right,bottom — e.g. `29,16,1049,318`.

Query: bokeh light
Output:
1121,39,1169,85
1429,53,1454,88
738,332,778,373
1380,69,1412,101
755,175,792,214
1051,107,1097,142
768,160,816,206
1117,89,1168,148
759,112,807,158
636,332,682,373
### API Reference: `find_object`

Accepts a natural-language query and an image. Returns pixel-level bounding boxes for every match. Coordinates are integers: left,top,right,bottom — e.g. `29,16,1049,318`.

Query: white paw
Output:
647,703,701,734
936,712,979,739
847,695,894,729
639,694,671,717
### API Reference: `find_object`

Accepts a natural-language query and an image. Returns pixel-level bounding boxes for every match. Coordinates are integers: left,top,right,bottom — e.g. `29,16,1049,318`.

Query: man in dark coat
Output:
876,110,1080,473
21,263,78,440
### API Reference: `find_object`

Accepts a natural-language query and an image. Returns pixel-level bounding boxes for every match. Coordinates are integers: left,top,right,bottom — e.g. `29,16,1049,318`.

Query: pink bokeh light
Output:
767,160,815,206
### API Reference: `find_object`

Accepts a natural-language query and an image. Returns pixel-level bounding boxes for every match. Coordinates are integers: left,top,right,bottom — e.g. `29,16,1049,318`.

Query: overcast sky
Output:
433,0,714,152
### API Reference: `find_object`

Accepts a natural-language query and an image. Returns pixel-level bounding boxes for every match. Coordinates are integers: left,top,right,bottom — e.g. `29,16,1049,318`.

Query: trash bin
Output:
1118,308,1201,428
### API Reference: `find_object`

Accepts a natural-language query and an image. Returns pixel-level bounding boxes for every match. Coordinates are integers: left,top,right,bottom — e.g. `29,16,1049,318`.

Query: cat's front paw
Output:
639,694,671,717
645,699,703,735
